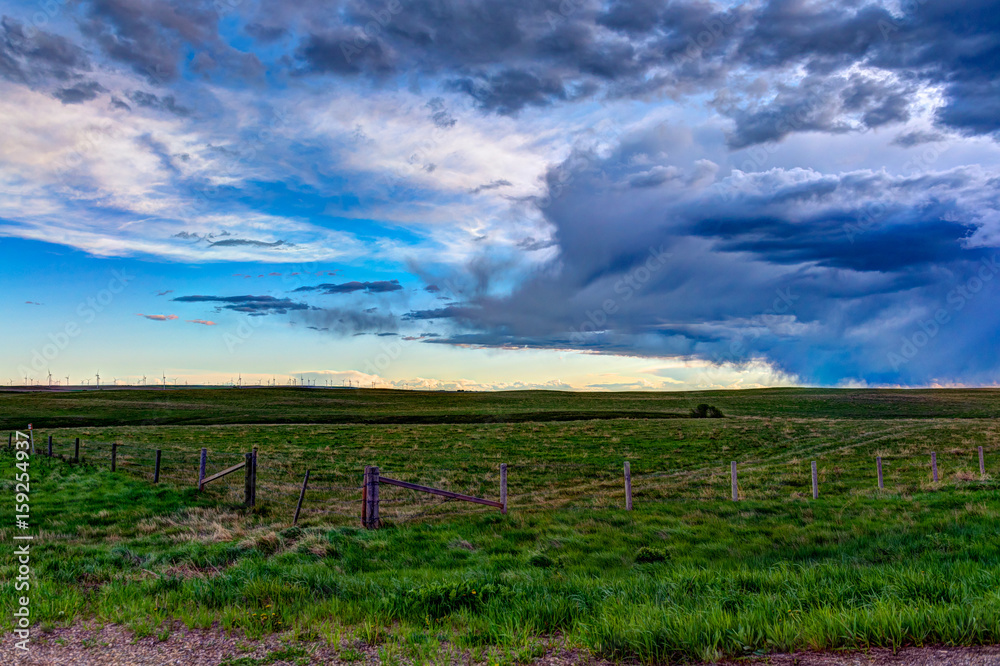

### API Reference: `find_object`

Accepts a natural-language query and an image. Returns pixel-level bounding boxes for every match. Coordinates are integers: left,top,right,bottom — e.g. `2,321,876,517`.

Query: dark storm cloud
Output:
172,294,314,315
426,97,456,129
732,0,1000,139
297,306,398,335
721,74,914,149
447,69,570,115
6,0,997,142
294,279,403,294
0,17,92,85
127,90,191,116
413,139,1000,386
892,130,946,148
53,80,107,103
470,179,512,194
287,0,745,115
277,0,1000,140
78,0,217,82
78,0,262,83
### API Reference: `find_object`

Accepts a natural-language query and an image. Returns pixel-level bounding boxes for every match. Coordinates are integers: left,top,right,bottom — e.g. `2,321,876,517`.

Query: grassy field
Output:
1,388,999,663
3,386,1000,429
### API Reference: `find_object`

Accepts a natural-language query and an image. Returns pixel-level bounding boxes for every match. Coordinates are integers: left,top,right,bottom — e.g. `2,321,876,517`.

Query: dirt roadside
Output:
3,625,1000,665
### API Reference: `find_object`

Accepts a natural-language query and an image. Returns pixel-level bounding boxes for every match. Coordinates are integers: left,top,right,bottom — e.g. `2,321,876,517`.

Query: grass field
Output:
1,388,999,663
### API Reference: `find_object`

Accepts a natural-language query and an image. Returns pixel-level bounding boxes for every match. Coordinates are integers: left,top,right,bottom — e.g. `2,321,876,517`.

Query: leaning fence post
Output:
731,461,738,501
250,446,258,507
877,456,884,490
979,446,986,477
293,469,310,525
500,463,508,515
48,435,53,458
111,442,118,472
931,452,938,482
154,449,162,483
811,461,818,499
624,461,633,511
244,452,253,506
198,448,207,490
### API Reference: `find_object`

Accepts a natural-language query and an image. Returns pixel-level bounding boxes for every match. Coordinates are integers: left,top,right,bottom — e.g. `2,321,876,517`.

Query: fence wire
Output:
8,431,999,527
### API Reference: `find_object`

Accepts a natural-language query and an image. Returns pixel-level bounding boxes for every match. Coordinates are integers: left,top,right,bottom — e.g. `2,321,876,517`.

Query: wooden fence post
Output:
198,448,207,490
48,435,53,457
111,442,118,472
154,450,162,483
250,446,258,507
29,429,34,455
361,466,369,527
979,446,986,477
877,456,884,490
365,466,380,529
293,469,310,525
7,432,10,449
74,438,80,463
731,461,738,501
624,461,633,511
500,463,508,515
811,461,818,499
244,452,253,506
931,452,938,482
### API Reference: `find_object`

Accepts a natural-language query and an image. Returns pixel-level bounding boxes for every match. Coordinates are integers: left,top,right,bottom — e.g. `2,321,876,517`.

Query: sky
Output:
1,0,999,390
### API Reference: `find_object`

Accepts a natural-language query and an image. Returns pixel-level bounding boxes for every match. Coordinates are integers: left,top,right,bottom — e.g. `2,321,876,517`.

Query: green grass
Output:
4,386,1000,430
1,388,999,663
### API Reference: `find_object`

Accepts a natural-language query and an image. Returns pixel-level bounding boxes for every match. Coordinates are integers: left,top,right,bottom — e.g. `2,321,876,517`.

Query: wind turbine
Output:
65,375,70,387
162,372,167,389
47,370,52,387
142,374,147,387
96,370,100,389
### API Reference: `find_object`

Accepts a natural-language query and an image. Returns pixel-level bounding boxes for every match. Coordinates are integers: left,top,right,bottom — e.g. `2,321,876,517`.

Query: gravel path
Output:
3,625,1000,665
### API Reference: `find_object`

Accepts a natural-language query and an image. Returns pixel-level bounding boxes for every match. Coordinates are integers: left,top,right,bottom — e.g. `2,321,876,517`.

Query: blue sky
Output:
2,0,1000,389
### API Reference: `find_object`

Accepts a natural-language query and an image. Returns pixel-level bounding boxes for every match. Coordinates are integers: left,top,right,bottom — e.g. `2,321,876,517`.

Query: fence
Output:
7,430,996,529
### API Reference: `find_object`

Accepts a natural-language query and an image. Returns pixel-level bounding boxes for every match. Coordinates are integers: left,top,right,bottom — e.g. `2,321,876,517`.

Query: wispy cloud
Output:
172,294,314,315
294,280,403,295
136,313,179,321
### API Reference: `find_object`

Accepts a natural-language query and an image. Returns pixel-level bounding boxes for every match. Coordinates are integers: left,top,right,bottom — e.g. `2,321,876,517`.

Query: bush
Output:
689,403,724,418
635,547,667,564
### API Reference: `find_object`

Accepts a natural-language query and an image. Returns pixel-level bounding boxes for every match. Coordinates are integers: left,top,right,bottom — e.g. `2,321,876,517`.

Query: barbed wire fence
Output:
5,428,997,529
